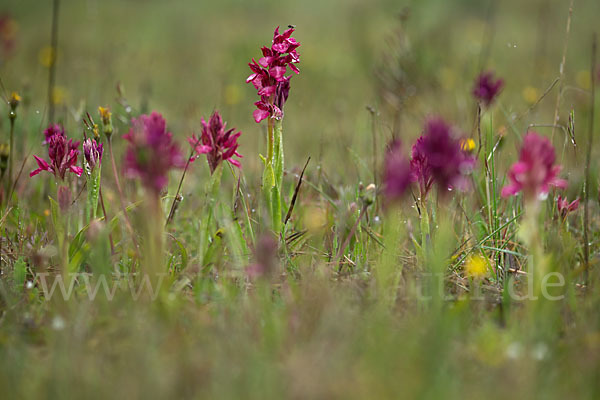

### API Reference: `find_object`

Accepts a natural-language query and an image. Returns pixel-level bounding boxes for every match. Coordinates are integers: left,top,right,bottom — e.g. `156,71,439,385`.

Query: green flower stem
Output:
7,112,15,199
273,119,284,189
49,186,69,281
267,117,274,164
86,165,101,222
262,118,284,234
420,197,430,254
520,200,546,299
377,206,405,308
199,164,223,265
143,193,166,294
426,205,452,310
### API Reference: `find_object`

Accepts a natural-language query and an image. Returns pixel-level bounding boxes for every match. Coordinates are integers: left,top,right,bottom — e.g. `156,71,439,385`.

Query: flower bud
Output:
98,106,113,139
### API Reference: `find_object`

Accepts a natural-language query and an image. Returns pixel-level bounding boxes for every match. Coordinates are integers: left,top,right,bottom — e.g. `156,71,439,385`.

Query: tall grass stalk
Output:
583,34,596,285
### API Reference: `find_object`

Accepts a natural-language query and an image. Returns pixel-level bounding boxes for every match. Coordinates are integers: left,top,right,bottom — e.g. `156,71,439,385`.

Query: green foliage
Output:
1,0,600,398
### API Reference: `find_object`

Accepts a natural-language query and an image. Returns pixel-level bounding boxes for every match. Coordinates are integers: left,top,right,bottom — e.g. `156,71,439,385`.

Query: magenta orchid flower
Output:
188,111,242,174
557,195,579,218
123,112,185,194
30,123,83,179
43,123,64,144
473,71,504,107
501,132,567,200
247,26,300,123
410,118,476,196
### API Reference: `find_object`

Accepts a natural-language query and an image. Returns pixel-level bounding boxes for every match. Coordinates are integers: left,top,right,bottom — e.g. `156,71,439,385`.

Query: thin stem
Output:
7,115,14,197
583,33,596,286
550,0,574,142
476,103,482,159
267,117,274,163
107,138,139,254
336,203,368,270
47,0,60,124
98,187,115,256
166,148,195,226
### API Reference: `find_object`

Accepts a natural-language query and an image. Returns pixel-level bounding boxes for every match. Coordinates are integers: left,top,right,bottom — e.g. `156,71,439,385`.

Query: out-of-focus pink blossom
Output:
473,71,504,107
410,136,433,197
188,111,242,174
501,132,567,200
0,14,17,55
123,112,185,194
383,139,411,202
410,118,476,196
245,234,278,279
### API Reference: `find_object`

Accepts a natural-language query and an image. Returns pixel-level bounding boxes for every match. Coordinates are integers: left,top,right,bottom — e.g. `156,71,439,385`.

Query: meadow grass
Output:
0,0,600,398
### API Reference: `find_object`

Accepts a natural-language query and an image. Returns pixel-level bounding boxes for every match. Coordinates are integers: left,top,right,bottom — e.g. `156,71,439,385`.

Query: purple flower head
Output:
501,132,567,201
473,71,504,107
83,138,103,171
123,112,185,194
557,195,579,218
43,123,65,144
411,118,476,196
247,26,300,123
30,124,83,180
189,111,242,174
383,139,411,202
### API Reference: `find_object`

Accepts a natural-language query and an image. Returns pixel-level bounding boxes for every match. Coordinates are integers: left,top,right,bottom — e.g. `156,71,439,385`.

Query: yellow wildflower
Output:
10,91,21,103
465,254,488,279
98,106,111,122
460,138,476,152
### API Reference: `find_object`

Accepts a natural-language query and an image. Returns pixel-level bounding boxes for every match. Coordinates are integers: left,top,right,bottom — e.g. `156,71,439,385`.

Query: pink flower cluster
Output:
123,112,185,194
189,111,242,174
30,123,83,180
247,26,300,123
501,132,566,200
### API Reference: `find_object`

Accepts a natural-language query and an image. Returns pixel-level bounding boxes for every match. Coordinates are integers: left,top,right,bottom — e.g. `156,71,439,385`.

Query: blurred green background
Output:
1,0,599,181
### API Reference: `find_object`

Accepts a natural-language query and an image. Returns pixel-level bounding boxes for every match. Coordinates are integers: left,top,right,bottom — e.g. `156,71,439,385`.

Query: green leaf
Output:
49,196,64,248
271,185,282,234
169,234,189,272
13,257,27,290
86,165,101,221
